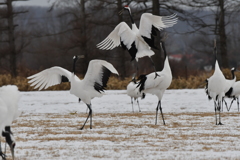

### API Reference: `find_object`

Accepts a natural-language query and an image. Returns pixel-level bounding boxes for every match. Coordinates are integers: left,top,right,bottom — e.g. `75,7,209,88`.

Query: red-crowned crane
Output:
137,41,172,125
225,69,240,111
127,77,145,112
205,40,226,125
97,5,177,77
223,67,236,110
28,56,119,130
0,85,21,160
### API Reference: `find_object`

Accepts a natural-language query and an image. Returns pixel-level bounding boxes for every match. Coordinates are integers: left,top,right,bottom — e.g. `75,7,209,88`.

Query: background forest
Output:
0,0,240,90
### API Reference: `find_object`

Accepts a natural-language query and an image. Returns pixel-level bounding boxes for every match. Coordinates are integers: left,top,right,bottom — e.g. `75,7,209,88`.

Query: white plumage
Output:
205,41,226,125
224,68,236,94
127,78,145,112
137,42,172,125
28,56,119,130
97,6,177,62
222,68,236,110
226,81,240,111
0,85,21,160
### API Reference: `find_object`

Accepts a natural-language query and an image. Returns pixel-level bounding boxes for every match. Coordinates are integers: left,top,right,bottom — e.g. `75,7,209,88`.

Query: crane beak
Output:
77,55,85,59
118,9,124,15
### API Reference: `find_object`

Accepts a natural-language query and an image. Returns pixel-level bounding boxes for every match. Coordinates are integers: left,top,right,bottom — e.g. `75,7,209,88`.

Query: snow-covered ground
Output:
6,89,240,159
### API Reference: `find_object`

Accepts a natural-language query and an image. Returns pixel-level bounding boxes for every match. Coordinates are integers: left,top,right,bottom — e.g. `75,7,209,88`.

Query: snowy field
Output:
6,89,240,159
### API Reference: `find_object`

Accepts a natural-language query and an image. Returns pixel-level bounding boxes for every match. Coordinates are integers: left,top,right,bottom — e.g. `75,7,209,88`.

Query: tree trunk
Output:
117,0,126,79
80,0,88,74
218,0,228,68
152,0,163,71
7,0,17,77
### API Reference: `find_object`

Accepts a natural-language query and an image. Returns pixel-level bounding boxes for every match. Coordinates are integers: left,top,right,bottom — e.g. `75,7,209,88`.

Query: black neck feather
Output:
161,42,167,61
231,69,235,79
127,9,134,24
72,57,78,74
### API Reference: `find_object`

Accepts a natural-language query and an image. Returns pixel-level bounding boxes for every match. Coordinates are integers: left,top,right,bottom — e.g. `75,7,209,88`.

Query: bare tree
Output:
175,0,240,68
0,0,27,77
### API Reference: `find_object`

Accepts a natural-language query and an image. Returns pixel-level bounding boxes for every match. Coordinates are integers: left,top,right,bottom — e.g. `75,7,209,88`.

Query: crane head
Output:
231,67,236,71
2,131,15,160
119,5,131,15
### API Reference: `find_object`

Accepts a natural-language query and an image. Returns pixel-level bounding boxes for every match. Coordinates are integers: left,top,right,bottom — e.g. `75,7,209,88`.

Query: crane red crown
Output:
124,5,129,8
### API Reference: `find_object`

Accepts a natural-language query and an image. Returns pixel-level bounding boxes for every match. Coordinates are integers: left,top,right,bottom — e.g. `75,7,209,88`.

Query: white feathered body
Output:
224,70,236,93
127,81,142,100
141,57,172,100
207,61,226,101
0,85,21,130
28,59,119,105
69,75,103,104
229,81,240,97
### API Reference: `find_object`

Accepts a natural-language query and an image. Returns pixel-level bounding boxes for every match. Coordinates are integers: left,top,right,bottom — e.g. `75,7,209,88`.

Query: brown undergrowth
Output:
1,68,239,91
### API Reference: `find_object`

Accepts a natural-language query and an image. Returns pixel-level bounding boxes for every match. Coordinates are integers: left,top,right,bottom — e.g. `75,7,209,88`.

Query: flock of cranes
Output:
1,5,240,160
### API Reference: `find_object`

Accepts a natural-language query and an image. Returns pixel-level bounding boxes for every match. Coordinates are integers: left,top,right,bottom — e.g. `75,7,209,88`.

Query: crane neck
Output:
161,42,171,75
214,46,217,61
161,41,167,61
72,57,78,75
126,8,135,24
231,69,236,79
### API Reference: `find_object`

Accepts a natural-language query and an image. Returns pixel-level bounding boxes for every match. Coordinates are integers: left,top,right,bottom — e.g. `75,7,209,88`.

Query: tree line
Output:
0,0,240,79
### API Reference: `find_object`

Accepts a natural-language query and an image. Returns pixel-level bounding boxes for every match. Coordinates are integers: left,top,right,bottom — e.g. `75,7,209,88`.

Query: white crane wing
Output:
82,60,119,92
139,13,177,48
27,67,72,90
97,22,136,50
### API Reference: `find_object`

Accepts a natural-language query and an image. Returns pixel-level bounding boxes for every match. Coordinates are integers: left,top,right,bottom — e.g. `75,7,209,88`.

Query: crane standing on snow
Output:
0,85,21,160
205,40,226,125
28,56,119,130
137,41,172,125
127,77,145,112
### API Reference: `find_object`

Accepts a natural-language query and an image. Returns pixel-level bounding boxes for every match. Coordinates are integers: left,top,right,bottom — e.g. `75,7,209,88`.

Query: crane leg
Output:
90,104,92,129
137,99,141,112
218,100,223,125
228,98,235,112
131,98,134,113
155,101,160,125
223,98,228,111
0,137,7,160
214,101,218,125
159,101,166,125
237,98,239,112
80,104,92,130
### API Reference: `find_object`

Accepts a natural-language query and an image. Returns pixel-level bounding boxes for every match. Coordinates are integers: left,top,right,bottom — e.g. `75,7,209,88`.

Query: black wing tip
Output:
121,40,137,61
142,36,158,50
94,82,106,93
61,75,69,83
141,93,146,99
225,87,233,98
94,66,112,93
137,74,147,92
